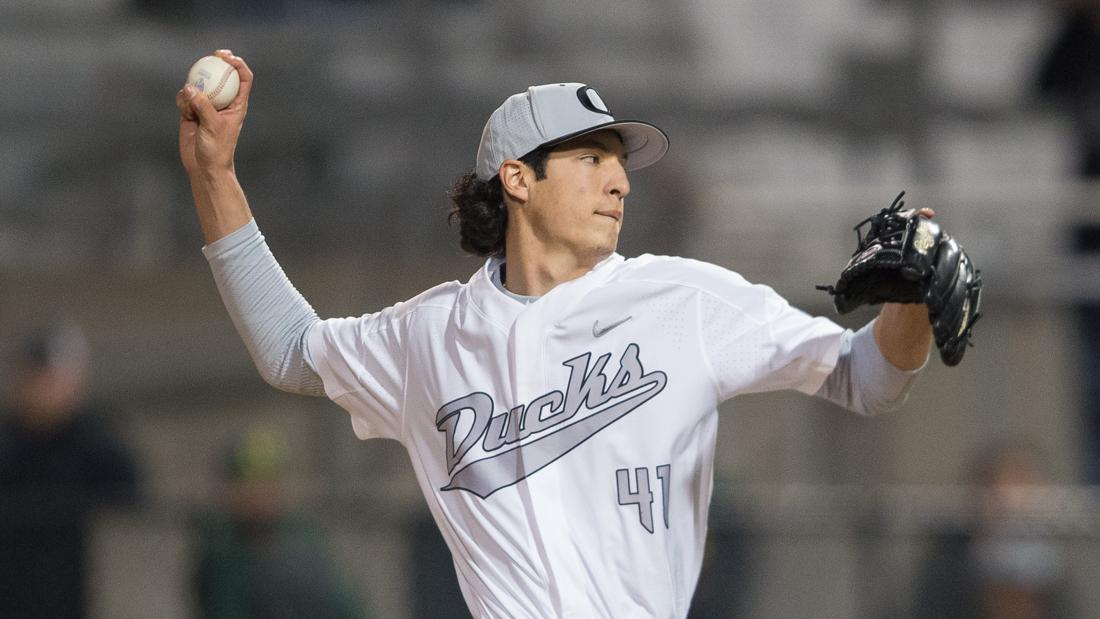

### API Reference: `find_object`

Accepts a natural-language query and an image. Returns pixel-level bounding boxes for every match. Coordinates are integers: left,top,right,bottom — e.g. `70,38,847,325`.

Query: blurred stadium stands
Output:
1,0,1098,616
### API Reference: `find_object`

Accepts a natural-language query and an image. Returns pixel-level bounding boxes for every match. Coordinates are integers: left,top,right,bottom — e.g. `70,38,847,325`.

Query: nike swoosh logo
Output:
442,370,667,498
593,316,632,338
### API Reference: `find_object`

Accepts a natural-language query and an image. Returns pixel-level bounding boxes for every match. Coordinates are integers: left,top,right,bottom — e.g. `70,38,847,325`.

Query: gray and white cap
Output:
475,83,669,181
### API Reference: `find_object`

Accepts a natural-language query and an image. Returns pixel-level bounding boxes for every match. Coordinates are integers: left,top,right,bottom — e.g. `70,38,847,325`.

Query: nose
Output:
608,160,630,200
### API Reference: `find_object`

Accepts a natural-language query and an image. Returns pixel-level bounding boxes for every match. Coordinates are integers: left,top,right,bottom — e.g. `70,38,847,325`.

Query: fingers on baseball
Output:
176,87,198,121
185,86,221,125
213,50,254,106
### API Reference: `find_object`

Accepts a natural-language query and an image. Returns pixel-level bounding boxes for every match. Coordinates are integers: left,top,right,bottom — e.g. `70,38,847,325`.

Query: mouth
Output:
595,209,623,222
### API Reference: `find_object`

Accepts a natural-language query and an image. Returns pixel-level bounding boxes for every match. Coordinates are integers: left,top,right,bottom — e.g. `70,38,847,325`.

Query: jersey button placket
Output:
513,302,586,616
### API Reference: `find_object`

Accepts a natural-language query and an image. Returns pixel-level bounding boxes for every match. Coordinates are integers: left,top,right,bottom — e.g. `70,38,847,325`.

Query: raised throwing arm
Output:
176,49,254,244
177,51,323,396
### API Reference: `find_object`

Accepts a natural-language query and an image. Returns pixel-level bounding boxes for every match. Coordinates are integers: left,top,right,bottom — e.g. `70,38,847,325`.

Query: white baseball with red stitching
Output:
186,55,240,111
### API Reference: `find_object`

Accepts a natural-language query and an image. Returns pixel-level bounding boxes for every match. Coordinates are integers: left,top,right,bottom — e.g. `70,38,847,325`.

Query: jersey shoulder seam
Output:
614,256,770,327
315,303,452,404
607,276,771,329
351,302,454,336
694,289,724,400
392,303,453,442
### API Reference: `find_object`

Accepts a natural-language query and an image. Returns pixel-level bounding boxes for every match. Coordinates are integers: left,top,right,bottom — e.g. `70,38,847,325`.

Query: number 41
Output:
616,464,670,534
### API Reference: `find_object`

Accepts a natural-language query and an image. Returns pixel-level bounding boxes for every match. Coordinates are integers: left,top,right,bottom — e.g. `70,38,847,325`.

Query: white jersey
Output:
306,252,845,618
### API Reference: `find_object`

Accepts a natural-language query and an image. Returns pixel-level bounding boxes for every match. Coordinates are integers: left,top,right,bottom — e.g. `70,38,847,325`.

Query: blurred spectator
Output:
0,321,141,619
687,495,754,618
408,511,468,618
1037,0,1100,484
913,440,1071,619
132,0,388,23
132,0,289,22
1038,0,1100,177
193,425,368,619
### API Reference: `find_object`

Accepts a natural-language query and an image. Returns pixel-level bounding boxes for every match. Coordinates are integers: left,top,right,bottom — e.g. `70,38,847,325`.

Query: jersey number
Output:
616,464,670,534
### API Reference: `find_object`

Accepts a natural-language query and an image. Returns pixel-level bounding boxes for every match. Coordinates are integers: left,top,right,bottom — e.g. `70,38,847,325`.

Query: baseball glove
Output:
817,192,983,366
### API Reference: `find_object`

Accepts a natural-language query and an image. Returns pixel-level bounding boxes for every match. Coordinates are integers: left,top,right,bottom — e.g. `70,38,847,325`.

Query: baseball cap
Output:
475,83,669,181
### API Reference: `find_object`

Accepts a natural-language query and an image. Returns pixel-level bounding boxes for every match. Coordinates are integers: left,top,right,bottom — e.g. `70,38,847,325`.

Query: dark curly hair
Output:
448,148,550,258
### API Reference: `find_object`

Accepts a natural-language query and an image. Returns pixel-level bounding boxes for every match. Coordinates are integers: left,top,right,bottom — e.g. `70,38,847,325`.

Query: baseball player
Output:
177,50,943,618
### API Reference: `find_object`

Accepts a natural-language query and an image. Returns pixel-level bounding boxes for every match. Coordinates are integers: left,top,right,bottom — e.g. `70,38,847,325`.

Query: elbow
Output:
253,350,326,398
252,351,305,395
254,360,291,393
258,366,298,394
248,319,325,397
255,363,319,397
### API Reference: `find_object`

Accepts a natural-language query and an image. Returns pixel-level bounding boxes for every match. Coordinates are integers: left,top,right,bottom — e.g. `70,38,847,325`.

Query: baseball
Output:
186,55,240,110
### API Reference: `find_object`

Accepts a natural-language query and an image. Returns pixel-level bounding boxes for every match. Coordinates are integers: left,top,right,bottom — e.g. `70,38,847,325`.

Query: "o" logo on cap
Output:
577,86,612,116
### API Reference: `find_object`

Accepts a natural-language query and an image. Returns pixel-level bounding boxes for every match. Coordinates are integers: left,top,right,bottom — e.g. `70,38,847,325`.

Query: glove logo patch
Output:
913,223,935,254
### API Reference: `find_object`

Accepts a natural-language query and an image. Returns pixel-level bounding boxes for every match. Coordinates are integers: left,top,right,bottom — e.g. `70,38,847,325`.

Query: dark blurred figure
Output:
408,511,469,618
1039,0,1100,177
132,0,289,22
688,494,754,618
131,0,389,23
1038,0,1100,484
0,321,141,618
913,440,1071,619
193,426,368,619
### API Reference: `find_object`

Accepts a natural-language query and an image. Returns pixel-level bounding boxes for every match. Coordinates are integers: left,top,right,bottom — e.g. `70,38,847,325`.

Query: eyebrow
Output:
569,137,629,161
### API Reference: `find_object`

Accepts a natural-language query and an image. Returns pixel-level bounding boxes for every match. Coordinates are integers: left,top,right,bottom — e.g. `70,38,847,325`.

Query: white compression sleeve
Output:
202,219,325,396
814,320,926,415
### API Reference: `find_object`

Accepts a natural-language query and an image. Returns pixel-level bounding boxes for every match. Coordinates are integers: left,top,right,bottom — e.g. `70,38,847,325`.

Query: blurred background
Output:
1,0,1098,616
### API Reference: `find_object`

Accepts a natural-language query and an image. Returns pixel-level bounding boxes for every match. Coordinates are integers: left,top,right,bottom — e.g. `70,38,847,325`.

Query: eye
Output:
581,154,600,164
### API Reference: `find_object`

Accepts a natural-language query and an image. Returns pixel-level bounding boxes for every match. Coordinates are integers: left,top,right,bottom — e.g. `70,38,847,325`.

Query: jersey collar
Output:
466,253,625,330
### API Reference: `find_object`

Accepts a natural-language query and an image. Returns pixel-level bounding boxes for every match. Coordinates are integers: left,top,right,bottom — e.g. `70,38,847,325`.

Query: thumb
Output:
185,84,220,126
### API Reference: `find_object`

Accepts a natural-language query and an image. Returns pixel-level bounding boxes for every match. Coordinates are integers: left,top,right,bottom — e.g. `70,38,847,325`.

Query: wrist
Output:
873,304,933,370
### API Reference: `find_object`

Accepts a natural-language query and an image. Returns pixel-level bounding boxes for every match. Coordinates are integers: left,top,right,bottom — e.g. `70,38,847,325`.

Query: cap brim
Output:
536,120,669,172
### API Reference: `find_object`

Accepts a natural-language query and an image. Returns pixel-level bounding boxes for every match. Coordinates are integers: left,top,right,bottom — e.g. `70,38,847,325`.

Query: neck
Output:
502,233,609,297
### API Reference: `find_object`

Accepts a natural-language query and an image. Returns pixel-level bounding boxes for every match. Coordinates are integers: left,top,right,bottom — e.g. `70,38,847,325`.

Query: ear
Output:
499,159,531,204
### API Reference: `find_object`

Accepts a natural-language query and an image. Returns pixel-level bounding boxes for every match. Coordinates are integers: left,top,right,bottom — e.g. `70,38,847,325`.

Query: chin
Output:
569,232,619,263
589,239,618,260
